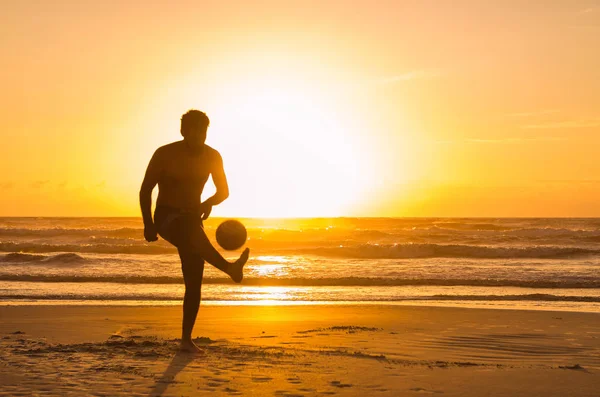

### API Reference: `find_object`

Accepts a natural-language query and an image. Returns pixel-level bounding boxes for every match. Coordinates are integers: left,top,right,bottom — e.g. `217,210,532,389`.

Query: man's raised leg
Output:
188,226,249,283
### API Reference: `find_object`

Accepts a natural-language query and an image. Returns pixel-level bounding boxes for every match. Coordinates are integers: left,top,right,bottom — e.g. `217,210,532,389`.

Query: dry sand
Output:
0,304,598,396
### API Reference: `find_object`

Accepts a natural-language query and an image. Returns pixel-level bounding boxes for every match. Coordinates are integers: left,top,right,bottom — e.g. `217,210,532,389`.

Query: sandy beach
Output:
0,304,598,396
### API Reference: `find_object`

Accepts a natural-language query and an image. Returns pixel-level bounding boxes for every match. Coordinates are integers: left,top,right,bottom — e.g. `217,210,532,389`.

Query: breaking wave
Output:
1,274,598,288
0,242,176,255
1,293,598,303
0,227,142,239
300,244,600,259
0,252,87,264
2,241,600,259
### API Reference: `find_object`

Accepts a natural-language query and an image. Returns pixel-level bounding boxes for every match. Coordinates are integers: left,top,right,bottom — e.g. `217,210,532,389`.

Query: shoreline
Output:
1,299,599,313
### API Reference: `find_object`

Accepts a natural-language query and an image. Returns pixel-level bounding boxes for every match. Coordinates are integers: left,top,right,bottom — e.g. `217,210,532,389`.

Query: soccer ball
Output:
215,220,247,250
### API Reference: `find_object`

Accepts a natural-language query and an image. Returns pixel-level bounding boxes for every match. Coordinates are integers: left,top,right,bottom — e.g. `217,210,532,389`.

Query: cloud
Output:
467,137,566,144
573,5,600,28
507,110,600,129
433,137,566,145
534,179,600,185
577,6,600,14
507,109,560,118
377,70,441,85
341,69,442,92
521,120,600,129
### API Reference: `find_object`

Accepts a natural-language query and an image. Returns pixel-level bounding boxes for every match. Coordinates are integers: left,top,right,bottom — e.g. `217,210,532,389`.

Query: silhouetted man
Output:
140,109,249,353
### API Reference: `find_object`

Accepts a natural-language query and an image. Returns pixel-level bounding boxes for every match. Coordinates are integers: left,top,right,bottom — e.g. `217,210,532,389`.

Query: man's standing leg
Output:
178,247,205,353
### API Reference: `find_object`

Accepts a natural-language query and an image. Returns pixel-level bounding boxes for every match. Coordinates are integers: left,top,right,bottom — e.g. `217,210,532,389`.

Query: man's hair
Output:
181,109,210,132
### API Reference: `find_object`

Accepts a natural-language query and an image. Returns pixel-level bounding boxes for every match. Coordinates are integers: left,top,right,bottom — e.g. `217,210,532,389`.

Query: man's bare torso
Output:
154,141,220,210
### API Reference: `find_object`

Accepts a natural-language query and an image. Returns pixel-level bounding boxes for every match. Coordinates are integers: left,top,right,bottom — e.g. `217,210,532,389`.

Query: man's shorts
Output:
154,205,205,286
153,205,204,249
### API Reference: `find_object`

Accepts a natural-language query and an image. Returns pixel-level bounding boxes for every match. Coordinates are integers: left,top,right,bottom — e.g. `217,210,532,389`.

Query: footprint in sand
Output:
275,391,305,397
209,377,230,383
330,380,352,388
409,387,444,394
206,378,229,387
251,376,273,383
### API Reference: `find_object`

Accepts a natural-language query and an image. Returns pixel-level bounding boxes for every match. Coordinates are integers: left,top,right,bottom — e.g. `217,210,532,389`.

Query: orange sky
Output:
1,1,599,217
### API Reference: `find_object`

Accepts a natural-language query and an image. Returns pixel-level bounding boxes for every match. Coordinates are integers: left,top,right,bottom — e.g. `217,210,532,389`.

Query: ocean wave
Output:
412,226,600,237
581,235,600,243
423,222,515,231
300,244,600,259
502,228,600,238
0,227,143,239
3,225,600,249
1,293,598,303
2,240,599,259
0,252,87,264
0,242,176,255
429,294,600,302
1,274,598,288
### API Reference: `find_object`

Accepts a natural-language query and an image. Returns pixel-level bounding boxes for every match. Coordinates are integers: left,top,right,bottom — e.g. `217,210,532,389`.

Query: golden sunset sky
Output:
1,1,599,217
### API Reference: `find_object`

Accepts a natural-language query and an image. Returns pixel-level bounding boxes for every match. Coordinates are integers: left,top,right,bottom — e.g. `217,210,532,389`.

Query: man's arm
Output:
139,149,163,233
207,151,229,205
199,151,229,219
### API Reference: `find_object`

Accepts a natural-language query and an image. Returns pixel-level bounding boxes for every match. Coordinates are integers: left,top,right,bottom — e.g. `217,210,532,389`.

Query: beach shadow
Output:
148,351,196,397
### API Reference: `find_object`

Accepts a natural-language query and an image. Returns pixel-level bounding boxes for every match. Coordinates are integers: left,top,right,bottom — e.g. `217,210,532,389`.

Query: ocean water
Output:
0,217,599,312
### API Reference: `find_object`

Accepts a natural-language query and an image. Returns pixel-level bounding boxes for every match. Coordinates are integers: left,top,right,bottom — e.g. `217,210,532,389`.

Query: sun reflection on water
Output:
251,264,287,277
255,255,293,263
238,286,299,301
249,256,294,278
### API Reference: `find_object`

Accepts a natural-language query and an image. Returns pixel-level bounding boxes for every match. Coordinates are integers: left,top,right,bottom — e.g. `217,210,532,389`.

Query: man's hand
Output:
197,201,213,220
144,223,158,242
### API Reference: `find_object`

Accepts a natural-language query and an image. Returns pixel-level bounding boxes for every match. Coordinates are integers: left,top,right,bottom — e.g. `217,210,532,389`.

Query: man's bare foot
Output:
229,248,250,283
180,339,204,354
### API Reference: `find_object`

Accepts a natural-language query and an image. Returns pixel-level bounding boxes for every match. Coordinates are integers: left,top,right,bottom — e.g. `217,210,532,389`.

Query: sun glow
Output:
203,74,374,218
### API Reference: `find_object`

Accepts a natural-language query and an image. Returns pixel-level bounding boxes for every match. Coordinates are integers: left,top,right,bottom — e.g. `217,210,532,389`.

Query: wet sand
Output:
0,304,598,396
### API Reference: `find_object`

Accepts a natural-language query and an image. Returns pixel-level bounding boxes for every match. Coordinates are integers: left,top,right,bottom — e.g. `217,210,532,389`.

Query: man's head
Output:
181,109,210,151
